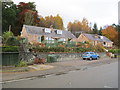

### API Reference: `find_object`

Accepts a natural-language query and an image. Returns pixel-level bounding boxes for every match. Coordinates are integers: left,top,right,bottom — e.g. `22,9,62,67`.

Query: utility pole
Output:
118,1,120,25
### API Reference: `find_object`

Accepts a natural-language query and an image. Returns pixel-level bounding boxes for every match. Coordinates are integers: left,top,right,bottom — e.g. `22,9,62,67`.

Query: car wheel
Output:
83,58,85,60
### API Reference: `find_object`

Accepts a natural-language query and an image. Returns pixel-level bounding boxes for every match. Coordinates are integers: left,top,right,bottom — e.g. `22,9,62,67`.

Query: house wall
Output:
102,42,113,47
27,34,39,44
21,27,27,38
76,34,91,43
21,28,40,44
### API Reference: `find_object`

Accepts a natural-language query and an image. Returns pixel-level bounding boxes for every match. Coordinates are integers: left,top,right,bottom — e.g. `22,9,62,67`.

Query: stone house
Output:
21,25,76,44
72,33,113,47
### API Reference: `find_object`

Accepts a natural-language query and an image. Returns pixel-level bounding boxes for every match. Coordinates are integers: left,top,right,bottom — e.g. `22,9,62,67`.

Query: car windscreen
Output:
90,52,95,54
84,52,89,54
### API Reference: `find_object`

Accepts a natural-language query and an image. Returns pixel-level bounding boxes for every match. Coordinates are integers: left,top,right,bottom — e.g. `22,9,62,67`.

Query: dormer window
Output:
57,30,62,34
45,28,51,33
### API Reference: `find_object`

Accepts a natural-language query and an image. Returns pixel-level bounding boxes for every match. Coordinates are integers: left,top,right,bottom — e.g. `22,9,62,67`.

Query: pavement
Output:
1,55,118,82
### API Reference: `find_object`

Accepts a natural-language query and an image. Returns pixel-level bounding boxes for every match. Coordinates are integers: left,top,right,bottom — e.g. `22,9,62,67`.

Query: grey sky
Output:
13,0,119,29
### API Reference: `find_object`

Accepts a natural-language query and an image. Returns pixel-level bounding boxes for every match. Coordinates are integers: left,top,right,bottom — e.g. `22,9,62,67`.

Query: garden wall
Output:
19,52,82,62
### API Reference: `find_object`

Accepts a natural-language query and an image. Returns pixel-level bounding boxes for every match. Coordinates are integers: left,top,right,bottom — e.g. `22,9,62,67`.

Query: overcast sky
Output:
13,0,119,29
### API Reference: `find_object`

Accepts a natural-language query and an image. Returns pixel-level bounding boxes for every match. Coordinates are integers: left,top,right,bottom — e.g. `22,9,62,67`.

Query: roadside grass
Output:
1,66,31,73
118,55,120,58
1,69,29,73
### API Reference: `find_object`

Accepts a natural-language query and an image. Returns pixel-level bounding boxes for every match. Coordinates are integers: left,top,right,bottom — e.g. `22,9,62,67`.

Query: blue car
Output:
81,52,100,60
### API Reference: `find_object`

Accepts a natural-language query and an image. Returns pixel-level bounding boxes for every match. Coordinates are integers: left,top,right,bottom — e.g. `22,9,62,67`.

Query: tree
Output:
112,24,120,47
101,26,118,46
112,24,120,32
67,22,73,32
24,10,39,25
54,14,64,30
92,23,98,34
2,2,18,33
98,26,102,35
39,16,46,27
67,18,90,36
17,2,39,25
39,14,64,30
44,15,54,28
81,18,89,32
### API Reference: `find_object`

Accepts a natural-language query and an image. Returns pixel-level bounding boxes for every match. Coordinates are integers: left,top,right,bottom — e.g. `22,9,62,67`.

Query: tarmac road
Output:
3,61,118,88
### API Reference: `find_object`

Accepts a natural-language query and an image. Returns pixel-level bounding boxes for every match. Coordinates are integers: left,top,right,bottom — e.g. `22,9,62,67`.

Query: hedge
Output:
1,46,19,52
31,47,93,53
108,49,120,54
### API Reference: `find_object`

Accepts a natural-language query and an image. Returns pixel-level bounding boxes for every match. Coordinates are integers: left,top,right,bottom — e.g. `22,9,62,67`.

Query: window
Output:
38,37,41,42
41,36,45,42
90,52,94,54
103,42,106,45
46,37,54,43
57,30,62,34
45,28,51,33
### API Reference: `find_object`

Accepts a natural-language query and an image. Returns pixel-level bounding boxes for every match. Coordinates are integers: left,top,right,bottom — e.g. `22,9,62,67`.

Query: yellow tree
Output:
39,16,45,27
54,14,64,30
67,22,73,32
81,18,89,32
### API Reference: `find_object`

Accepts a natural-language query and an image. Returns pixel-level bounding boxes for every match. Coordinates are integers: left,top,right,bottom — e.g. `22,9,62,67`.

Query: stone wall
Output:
19,52,82,62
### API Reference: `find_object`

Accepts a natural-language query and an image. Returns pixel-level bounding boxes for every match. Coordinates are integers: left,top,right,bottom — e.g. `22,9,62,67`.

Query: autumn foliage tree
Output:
17,2,39,26
39,14,64,30
101,26,118,46
81,18,89,32
67,18,90,37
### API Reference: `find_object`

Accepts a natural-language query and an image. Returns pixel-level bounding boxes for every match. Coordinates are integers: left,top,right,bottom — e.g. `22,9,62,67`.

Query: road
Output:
3,61,118,88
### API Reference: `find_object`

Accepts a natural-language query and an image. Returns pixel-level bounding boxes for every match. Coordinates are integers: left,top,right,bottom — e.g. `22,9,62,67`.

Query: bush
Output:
2,46,19,52
18,37,28,44
2,31,14,42
33,58,45,64
15,60,27,67
30,46,95,53
108,49,120,54
5,37,20,46
94,45,104,52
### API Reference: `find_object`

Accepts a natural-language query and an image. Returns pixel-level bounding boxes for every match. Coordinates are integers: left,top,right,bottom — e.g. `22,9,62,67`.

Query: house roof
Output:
23,25,76,39
75,31,85,34
82,33,113,42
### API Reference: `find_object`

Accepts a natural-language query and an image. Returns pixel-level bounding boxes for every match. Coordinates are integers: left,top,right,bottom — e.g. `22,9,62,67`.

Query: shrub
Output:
19,37,28,44
2,46,19,52
108,49,120,54
30,46,95,53
15,60,27,67
5,37,20,46
33,58,45,64
94,45,104,52
2,31,14,42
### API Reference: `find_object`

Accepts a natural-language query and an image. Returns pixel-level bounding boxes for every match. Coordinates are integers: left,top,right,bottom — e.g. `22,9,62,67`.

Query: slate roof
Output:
23,25,76,39
83,33,113,42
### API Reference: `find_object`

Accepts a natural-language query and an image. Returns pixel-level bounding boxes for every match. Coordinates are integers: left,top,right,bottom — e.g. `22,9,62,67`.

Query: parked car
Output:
81,52,100,60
